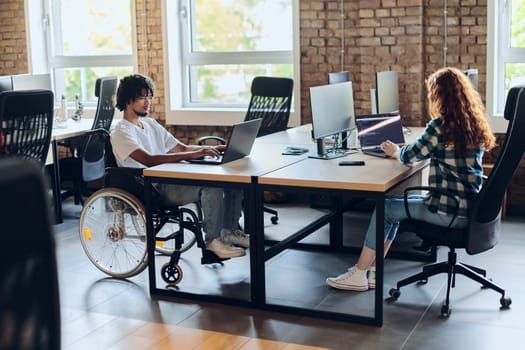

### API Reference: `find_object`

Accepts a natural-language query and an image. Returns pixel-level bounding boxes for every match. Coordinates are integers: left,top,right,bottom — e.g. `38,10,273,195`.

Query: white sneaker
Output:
222,229,250,249
206,238,246,259
326,265,368,291
368,267,376,289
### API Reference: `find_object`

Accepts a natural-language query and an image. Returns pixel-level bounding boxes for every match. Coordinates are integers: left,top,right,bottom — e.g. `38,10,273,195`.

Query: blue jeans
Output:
364,194,469,250
156,184,243,242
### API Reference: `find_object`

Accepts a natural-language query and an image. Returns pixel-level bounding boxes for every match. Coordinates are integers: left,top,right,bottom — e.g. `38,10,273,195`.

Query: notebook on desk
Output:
355,113,405,158
187,118,262,165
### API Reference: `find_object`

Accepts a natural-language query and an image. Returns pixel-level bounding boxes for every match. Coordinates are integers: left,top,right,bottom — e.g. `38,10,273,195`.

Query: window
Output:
488,0,525,132
42,0,135,105
163,0,300,126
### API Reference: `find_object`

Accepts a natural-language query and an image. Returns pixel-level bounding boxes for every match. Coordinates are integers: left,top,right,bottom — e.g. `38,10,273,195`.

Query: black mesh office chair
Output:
388,86,525,317
198,76,294,224
0,89,54,163
58,75,118,205
0,158,61,350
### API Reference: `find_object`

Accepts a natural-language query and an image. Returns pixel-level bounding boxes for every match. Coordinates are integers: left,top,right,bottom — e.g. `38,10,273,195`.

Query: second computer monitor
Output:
375,70,399,114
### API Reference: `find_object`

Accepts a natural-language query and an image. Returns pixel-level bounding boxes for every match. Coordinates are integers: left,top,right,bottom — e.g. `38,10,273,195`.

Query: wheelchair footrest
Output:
201,250,228,265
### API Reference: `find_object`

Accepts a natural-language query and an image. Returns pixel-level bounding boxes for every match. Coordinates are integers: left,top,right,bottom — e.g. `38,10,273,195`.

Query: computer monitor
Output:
374,70,399,114
309,81,355,159
11,73,52,91
328,71,350,85
328,71,352,149
464,68,479,90
0,75,13,93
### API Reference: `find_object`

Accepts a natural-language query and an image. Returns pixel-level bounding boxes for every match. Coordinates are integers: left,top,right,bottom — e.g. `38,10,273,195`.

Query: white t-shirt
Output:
111,117,180,168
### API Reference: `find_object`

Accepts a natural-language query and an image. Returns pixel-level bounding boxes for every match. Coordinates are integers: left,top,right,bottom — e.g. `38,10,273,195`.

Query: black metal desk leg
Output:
374,196,385,326
51,139,63,224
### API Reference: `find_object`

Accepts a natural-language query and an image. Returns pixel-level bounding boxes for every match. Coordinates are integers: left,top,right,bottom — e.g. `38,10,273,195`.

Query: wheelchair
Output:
78,133,230,285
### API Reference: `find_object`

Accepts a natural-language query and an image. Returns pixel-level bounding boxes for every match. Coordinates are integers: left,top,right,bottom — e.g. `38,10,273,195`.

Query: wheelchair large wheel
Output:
79,188,148,278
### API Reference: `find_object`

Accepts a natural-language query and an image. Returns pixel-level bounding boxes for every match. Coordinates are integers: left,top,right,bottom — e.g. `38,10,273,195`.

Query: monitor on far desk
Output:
371,70,399,114
309,81,355,159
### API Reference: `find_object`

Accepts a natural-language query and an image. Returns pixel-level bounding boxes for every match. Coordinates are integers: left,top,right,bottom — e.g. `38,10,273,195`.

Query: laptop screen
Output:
355,114,405,150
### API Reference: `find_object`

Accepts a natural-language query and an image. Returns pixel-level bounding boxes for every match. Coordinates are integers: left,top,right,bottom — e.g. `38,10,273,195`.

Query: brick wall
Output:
0,0,27,74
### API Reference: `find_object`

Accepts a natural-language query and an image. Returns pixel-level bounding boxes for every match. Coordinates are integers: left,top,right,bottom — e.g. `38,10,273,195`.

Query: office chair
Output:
0,89,54,164
388,86,525,317
58,75,118,205
0,158,61,350
198,76,294,224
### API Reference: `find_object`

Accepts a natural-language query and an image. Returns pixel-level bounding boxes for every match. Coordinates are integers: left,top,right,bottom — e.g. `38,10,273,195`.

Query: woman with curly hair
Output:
326,67,496,291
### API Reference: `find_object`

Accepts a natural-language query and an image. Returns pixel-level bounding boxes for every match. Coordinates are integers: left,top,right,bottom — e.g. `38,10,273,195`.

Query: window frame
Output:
162,0,301,127
27,0,137,106
487,0,518,133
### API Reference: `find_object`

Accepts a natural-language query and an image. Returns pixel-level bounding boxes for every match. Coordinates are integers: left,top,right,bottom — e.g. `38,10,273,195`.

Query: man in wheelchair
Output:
110,74,249,259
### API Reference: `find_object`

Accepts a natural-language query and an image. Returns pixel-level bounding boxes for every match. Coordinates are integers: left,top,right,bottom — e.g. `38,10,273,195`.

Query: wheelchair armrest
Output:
197,135,226,145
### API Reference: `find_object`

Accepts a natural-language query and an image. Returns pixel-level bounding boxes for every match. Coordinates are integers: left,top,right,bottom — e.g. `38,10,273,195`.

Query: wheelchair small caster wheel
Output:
441,304,451,317
389,288,400,300
500,297,512,309
271,216,278,224
161,262,183,285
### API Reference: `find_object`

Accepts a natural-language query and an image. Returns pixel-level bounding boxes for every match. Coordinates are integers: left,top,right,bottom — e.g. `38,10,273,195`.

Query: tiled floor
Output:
54,198,525,350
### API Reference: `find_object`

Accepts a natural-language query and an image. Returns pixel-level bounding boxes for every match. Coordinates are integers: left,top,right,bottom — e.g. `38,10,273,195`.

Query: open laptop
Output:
187,118,262,165
355,113,405,158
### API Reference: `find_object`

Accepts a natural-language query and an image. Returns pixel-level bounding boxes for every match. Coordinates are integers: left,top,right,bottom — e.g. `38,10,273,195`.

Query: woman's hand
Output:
380,140,400,158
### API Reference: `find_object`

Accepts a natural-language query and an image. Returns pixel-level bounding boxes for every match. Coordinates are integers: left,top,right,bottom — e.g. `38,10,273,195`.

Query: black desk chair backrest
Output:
245,76,294,137
467,85,525,254
91,75,118,132
0,158,61,350
82,76,117,182
0,89,54,164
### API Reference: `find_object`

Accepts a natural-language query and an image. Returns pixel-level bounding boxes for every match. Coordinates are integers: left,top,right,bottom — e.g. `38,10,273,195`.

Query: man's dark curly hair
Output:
115,74,155,111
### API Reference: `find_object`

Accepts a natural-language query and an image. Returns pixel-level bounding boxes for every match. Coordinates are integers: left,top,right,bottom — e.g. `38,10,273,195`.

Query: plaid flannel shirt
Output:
399,117,484,218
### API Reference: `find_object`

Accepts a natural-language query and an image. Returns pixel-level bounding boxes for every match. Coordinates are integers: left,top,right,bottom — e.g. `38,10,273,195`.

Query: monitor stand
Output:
308,138,348,160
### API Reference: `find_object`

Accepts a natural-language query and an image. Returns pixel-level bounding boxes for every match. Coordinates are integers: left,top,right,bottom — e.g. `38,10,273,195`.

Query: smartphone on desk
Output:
338,160,365,166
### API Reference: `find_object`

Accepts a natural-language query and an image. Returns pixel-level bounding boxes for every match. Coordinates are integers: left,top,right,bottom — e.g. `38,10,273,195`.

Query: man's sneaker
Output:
326,265,368,291
206,238,246,259
222,229,250,249
368,268,376,289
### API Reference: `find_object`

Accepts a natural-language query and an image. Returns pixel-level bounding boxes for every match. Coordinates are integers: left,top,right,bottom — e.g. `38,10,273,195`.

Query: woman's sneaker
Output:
368,268,376,289
326,265,368,291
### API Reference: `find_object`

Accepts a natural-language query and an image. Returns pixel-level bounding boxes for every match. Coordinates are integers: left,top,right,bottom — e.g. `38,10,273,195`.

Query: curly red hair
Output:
427,67,496,154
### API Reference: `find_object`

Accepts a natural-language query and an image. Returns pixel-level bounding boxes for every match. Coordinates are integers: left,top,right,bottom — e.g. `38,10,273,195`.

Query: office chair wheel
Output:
160,262,183,285
440,304,451,317
389,288,400,300
79,188,148,278
500,297,512,309
271,215,278,224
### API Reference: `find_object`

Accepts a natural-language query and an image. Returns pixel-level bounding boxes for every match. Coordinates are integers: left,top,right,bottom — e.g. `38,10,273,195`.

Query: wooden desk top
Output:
258,152,427,192
143,143,308,183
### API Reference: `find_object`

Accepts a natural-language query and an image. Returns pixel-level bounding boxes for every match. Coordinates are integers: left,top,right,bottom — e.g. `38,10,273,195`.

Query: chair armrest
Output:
197,135,226,145
403,186,461,229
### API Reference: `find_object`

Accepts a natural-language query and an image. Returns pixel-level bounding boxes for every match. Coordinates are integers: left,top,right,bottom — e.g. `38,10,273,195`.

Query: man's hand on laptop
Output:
380,140,400,159
192,145,224,159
